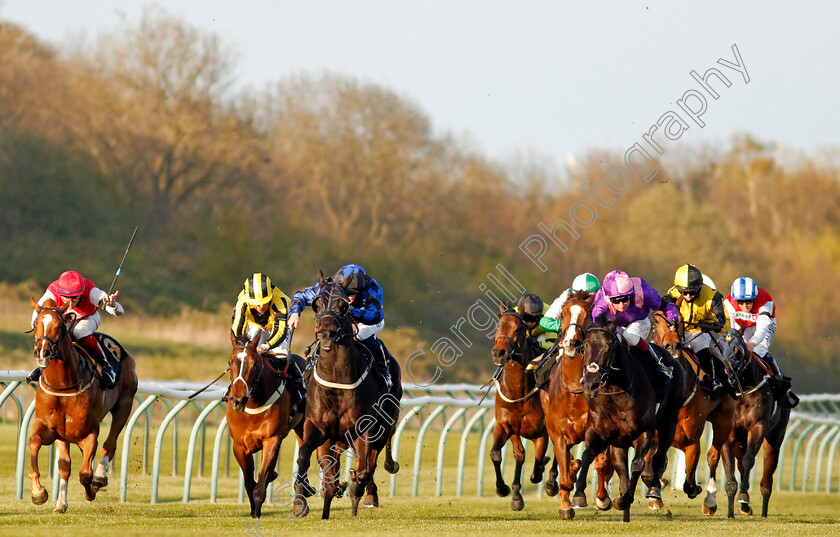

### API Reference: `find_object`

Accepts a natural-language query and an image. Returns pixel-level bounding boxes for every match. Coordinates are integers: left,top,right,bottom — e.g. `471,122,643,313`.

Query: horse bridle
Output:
494,311,528,366
583,327,633,394
33,307,69,360
230,344,264,400
653,311,683,353
559,298,592,355
314,285,353,350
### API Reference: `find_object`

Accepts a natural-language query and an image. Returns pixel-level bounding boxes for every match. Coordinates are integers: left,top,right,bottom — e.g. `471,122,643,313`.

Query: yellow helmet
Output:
674,264,703,293
243,273,273,306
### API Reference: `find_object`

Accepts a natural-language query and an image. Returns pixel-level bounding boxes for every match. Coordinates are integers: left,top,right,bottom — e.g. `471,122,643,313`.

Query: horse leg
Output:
737,426,765,516
293,425,324,519
317,443,341,519
383,434,400,474
683,442,703,499
78,429,99,502
233,445,258,518
571,435,606,510
350,440,379,517
544,457,559,497
759,426,786,517
530,435,550,484
721,437,739,518
489,424,511,497
703,408,732,517
365,480,379,508
252,435,282,519
554,440,574,519
94,390,135,491
28,422,54,506
509,435,526,511
53,440,71,514
605,447,629,510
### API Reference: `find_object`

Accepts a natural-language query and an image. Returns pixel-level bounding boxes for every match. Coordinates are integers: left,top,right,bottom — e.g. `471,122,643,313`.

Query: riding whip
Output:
106,226,139,296
187,367,230,400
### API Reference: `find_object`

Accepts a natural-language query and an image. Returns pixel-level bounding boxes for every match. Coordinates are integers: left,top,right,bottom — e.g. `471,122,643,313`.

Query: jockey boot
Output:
288,361,306,410
636,338,672,382
80,335,117,390
26,367,41,383
697,349,722,393
373,344,393,395
762,354,799,408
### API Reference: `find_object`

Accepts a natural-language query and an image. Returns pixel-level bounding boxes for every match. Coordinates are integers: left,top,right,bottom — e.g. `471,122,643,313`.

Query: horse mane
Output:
567,290,593,303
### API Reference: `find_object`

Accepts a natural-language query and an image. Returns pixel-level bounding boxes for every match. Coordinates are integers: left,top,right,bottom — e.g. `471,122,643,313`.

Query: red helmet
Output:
56,271,85,297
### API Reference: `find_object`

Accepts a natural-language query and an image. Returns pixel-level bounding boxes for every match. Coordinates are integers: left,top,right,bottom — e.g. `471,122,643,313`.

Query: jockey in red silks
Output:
29,270,121,389
591,270,679,384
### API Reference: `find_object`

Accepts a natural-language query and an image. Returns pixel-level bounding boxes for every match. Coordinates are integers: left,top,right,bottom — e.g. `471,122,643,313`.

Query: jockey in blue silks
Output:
288,264,392,393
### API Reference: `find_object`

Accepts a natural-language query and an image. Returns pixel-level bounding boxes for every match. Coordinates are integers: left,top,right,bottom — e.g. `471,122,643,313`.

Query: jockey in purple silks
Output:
591,270,680,384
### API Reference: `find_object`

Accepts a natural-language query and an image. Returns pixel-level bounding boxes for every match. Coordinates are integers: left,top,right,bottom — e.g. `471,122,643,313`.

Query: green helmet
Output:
572,272,601,293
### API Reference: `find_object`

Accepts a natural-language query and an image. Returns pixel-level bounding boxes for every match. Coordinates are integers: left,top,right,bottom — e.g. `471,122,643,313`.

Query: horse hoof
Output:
558,508,575,520
740,504,753,516
52,506,67,514
31,489,49,505
335,481,347,498
91,475,108,490
292,499,309,519
685,484,702,499
595,495,612,511
736,492,750,504
511,498,524,511
384,460,400,474
496,484,511,497
659,477,670,487
702,503,717,517
614,495,633,511
544,481,559,497
364,494,379,508
570,495,587,509
648,498,663,511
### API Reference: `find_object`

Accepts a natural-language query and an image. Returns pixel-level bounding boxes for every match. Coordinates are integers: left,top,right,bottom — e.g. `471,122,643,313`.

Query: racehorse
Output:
652,310,735,515
28,298,138,513
293,273,402,519
716,328,790,518
490,304,553,511
573,323,685,522
226,332,307,518
540,290,612,519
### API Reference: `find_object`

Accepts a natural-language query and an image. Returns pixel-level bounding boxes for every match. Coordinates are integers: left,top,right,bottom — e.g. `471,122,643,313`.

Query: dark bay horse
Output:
652,310,735,515
716,328,790,518
574,324,685,522
490,304,553,511
226,333,307,518
541,291,612,519
293,274,401,519
28,298,137,513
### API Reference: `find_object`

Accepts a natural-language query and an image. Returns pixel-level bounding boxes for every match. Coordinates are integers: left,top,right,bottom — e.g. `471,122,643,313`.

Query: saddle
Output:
73,332,124,382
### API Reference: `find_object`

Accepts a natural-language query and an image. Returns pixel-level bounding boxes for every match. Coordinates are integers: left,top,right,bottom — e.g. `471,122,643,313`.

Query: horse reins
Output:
584,327,633,396
493,311,538,403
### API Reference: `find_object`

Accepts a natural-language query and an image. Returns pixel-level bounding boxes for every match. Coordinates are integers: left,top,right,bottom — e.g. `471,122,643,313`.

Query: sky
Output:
2,1,839,165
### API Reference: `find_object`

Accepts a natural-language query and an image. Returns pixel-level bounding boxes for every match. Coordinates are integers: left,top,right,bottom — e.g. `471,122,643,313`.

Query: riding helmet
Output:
56,270,86,297
674,264,703,294
243,273,274,306
731,276,758,301
517,293,543,316
572,272,601,293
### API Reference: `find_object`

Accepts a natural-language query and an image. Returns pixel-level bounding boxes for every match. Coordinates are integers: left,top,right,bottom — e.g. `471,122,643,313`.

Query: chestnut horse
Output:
226,333,307,518
490,305,553,511
651,310,735,515
28,298,137,513
541,290,613,519
293,275,401,519
716,328,790,518
574,324,685,522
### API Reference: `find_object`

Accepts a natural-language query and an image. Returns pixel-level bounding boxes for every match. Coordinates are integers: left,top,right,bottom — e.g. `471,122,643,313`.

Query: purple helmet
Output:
602,270,634,298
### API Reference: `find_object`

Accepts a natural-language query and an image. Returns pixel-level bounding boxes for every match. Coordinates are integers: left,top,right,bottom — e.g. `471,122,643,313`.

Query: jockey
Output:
666,263,731,396
29,270,120,389
724,277,798,407
227,273,305,408
591,270,678,384
540,272,601,335
288,264,392,394
515,293,555,352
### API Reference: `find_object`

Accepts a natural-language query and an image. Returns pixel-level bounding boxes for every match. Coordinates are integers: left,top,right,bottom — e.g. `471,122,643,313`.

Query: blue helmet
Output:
731,277,758,301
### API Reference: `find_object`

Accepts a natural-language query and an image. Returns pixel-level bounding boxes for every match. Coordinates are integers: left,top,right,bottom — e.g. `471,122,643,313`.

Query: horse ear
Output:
584,291,595,305
248,334,261,349
317,269,326,286
498,303,506,317
58,300,70,313
311,296,322,314
30,297,40,311
605,320,618,333
230,330,239,347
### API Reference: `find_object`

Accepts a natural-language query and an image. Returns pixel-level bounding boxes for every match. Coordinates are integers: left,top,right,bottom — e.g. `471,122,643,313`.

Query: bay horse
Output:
716,328,790,518
490,304,553,511
573,323,685,522
540,290,613,519
226,332,307,518
28,298,138,513
651,310,735,515
293,274,401,519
